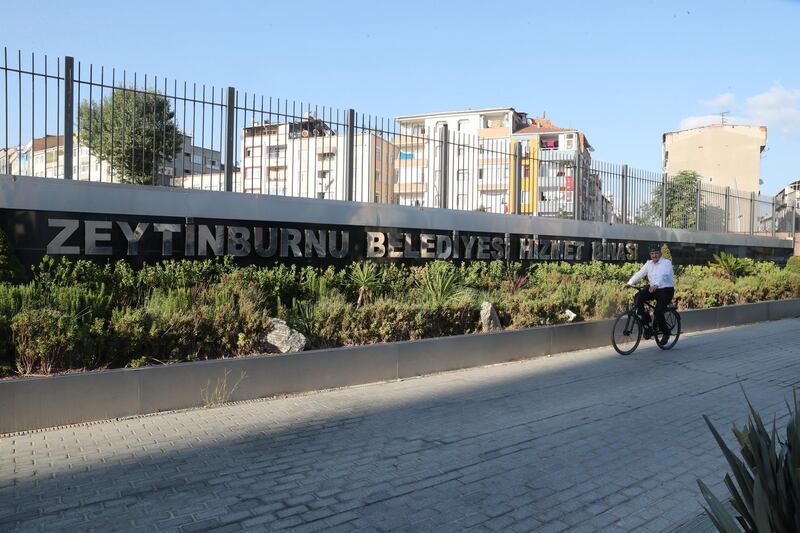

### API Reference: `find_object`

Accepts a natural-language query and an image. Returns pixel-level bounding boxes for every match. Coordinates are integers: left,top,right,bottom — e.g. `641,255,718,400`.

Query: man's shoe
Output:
658,332,670,345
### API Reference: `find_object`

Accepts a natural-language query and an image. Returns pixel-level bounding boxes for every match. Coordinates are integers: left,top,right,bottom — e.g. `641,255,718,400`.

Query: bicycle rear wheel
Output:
657,310,681,350
612,312,642,355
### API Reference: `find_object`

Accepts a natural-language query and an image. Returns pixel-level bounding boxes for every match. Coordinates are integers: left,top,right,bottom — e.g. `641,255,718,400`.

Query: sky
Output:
3,0,799,194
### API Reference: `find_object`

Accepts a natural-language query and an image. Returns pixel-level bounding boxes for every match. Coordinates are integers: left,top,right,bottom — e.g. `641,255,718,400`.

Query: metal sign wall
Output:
0,175,793,269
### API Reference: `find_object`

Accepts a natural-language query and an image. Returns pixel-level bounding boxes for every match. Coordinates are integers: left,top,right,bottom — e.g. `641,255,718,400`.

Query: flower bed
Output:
1,249,799,378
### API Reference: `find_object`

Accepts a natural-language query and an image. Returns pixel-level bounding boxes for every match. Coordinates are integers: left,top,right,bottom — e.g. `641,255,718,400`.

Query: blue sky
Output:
5,0,799,194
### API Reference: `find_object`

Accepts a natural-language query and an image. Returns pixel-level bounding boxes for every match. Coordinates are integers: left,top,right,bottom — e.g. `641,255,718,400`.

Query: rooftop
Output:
395,107,520,121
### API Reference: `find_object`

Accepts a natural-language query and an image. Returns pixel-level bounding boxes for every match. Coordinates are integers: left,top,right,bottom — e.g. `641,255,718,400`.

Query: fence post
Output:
792,206,797,250
661,172,667,228
439,124,449,209
771,199,776,237
573,153,581,221
621,164,628,224
224,87,235,192
724,186,731,233
345,108,355,202
63,56,75,180
750,191,756,235
513,142,522,215
695,181,701,231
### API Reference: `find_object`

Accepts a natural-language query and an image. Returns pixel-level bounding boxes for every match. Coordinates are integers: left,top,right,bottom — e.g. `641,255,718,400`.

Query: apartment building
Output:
662,124,767,194
393,108,529,212
511,116,611,221
237,115,397,202
2,135,112,181
2,133,219,185
161,134,222,186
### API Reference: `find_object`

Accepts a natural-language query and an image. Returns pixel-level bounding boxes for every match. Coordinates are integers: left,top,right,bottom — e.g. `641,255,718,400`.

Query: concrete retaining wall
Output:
2,299,799,434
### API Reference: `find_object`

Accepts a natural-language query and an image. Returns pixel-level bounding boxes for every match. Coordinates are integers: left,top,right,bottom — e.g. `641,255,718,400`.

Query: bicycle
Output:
611,285,681,355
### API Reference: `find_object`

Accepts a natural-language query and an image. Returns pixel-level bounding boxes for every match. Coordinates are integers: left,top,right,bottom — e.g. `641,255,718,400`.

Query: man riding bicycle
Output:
623,243,675,342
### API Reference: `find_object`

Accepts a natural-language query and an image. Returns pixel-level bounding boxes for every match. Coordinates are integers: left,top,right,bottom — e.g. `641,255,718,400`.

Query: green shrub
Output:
414,261,463,305
11,308,76,374
787,255,800,274
711,252,753,280
0,256,795,374
0,227,24,283
110,307,150,367
698,394,800,533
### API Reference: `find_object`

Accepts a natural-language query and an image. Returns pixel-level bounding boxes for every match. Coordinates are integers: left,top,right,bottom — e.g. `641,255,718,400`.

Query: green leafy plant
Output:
415,261,463,306
786,256,800,275
711,252,754,281
11,308,76,374
697,393,800,533
348,261,381,306
0,227,24,283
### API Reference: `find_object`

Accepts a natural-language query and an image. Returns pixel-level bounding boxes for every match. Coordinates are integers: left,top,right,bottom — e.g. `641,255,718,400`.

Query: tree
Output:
636,170,703,229
79,88,183,185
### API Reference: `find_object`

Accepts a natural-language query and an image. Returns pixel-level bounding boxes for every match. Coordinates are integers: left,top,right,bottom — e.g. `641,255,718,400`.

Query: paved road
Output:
2,318,799,532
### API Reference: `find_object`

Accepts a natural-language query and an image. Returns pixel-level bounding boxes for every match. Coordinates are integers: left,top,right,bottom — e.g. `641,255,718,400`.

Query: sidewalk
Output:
2,318,798,532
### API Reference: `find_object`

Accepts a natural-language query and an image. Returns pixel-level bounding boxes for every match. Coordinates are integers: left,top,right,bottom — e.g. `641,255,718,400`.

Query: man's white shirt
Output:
627,258,675,288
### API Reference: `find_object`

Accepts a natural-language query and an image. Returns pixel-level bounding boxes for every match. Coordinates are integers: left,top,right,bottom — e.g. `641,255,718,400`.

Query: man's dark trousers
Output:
635,287,675,333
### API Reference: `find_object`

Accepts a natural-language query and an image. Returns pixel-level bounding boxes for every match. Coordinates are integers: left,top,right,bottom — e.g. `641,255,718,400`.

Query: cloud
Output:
699,92,736,109
743,84,800,134
681,84,800,135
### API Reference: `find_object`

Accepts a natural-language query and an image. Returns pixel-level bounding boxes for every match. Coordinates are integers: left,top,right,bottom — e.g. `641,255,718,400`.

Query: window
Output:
317,192,325,199
266,145,286,157
479,168,485,180
457,119,469,132
184,152,191,158
375,192,381,203
457,170,468,181
79,163,89,174
192,155,203,165
376,147,382,159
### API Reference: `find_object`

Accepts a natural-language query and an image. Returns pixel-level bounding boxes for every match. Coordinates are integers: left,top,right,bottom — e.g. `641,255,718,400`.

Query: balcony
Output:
394,182,426,195
477,126,510,139
394,158,426,169
393,134,428,147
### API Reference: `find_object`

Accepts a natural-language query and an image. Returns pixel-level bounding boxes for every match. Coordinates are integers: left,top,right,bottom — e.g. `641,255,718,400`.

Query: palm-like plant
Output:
349,261,381,307
711,252,753,281
697,393,800,533
415,263,462,306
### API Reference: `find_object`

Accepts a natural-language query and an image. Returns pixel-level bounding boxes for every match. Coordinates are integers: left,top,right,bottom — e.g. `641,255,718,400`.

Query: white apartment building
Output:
3,133,219,185
393,108,529,212
236,116,397,202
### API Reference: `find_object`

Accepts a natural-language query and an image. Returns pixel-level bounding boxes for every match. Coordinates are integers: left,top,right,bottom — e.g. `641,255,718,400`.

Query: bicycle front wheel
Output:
657,310,681,350
612,312,642,355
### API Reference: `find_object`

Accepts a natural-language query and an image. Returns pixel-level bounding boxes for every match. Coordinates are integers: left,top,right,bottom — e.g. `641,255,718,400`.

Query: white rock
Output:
480,301,502,332
264,319,307,353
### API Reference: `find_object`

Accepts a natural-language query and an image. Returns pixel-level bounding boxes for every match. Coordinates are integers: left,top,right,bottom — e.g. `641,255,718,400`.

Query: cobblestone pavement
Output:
2,318,800,532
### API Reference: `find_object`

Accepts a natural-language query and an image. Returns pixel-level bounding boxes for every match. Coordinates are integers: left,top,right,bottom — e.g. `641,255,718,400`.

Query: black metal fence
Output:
0,47,796,242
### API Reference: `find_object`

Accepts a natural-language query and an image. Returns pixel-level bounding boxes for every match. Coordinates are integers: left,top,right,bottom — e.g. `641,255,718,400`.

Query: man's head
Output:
648,243,662,262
